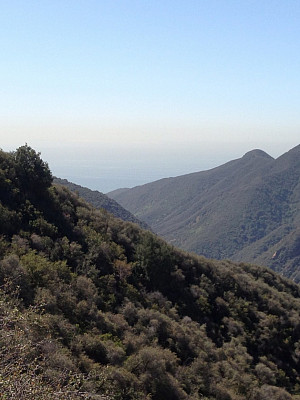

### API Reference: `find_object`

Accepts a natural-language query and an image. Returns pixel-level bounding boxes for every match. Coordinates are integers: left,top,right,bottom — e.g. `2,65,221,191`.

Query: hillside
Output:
54,177,149,230
108,145,300,282
0,145,300,399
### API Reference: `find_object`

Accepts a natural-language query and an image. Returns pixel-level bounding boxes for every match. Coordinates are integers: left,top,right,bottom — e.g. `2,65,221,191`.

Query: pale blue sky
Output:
1,1,299,191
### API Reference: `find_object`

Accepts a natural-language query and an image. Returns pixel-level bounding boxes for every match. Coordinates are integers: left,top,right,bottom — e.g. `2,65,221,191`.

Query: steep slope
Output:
54,177,149,230
108,146,300,281
0,145,299,399
232,145,300,281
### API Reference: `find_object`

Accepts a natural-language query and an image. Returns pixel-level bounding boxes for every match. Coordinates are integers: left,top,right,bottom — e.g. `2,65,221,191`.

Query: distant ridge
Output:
108,145,300,281
108,187,131,198
242,148,274,159
54,178,149,230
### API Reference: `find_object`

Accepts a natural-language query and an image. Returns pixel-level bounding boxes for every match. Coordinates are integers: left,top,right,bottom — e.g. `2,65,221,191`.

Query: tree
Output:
14,144,52,194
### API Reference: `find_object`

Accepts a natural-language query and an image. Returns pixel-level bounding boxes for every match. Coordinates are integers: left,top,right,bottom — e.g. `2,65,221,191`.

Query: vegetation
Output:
0,145,300,399
108,146,300,282
54,178,149,230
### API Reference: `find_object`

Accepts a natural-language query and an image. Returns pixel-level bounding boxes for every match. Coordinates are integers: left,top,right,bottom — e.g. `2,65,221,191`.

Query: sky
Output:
1,1,299,192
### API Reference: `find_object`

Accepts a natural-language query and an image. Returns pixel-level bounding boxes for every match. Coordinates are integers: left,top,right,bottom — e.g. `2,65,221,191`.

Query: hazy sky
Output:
1,1,299,191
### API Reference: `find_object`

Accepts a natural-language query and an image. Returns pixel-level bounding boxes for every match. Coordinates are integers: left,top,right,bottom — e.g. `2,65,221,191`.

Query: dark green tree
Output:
14,144,52,194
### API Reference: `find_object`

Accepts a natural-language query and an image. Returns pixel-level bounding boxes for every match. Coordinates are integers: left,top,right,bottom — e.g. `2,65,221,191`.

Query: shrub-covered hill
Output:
0,145,300,400
53,177,149,230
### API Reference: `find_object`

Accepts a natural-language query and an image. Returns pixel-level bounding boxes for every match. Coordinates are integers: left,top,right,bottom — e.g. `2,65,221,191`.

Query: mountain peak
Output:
242,149,273,160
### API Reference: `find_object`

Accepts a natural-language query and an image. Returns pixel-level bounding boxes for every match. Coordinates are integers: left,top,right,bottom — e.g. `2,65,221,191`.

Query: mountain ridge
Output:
108,145,300,281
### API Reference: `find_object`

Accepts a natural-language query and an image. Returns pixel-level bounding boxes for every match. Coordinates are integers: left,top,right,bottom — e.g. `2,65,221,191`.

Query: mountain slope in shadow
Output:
54,177,149,230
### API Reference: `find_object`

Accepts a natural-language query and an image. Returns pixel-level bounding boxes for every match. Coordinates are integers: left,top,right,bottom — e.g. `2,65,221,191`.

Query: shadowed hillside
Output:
108,145,300,282
54,177,149,230
0,145,299,399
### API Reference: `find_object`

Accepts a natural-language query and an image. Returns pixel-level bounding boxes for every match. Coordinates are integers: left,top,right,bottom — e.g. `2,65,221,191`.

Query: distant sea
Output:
34,142,292,193
42,145,230,193
48,156,210,194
